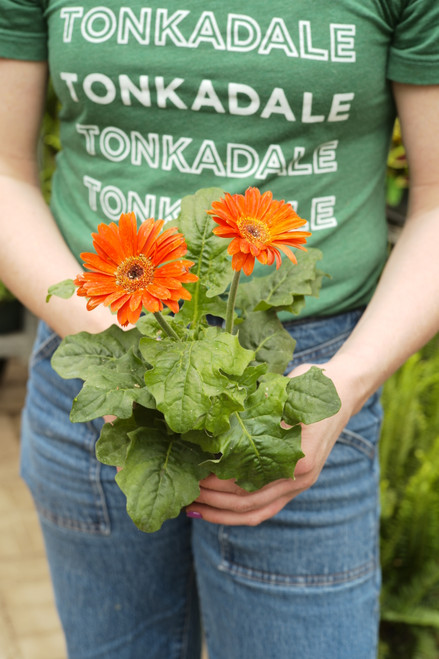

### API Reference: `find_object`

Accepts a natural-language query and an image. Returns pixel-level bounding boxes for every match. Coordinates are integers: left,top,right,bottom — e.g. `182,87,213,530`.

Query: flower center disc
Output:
115,255,154,292
238,217,270,245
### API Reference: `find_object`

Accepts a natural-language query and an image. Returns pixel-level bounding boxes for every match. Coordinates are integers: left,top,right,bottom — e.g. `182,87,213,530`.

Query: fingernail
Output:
186,511,203,519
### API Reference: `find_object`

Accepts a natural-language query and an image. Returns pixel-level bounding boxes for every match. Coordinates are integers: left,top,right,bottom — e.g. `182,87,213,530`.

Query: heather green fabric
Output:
1,1,439,317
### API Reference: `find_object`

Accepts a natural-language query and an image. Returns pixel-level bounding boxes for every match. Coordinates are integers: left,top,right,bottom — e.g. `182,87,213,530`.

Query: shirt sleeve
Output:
0,0,47,61
387,0,439,84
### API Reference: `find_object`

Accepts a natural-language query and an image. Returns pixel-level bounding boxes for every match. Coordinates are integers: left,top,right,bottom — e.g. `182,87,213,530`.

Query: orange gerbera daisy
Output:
207,187,311,276
75,212,198,326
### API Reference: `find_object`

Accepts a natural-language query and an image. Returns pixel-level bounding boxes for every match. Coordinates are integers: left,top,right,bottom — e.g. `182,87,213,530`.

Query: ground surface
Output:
0,358,67,659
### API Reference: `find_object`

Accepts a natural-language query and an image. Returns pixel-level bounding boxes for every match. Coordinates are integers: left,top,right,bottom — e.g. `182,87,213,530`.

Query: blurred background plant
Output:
0,280,15,303
0,279,23,335
386,118,410,208
35,97,439,659
379,336,439,659
39,80,61,204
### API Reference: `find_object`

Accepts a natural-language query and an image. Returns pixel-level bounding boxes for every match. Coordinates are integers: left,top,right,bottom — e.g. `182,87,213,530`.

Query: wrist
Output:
324,351,378,417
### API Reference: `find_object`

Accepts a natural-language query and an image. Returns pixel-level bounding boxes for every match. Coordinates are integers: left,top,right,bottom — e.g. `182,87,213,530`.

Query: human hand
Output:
186,359,358,526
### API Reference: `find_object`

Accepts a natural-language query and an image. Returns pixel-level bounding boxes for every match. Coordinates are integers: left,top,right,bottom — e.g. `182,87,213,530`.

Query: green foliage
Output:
46,279,76,303
379,335,439,658
116,420,211,533
284,366,341,425
50,188,341,532
386,119,409,208
141,327,255,434
52,326,155,420
39,80,61,203
0,280,15,303
236,248,326,316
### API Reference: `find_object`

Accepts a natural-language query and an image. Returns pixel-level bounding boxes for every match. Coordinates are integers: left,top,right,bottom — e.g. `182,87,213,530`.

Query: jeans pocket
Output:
215,311,381,589
216,464,380,590
335,388,383,462
21,322,111,535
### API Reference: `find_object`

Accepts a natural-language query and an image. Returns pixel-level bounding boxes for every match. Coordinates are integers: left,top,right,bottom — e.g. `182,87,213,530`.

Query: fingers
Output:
198,474,245,494
185,475,304,526
103,414,117,425
196,476,294,511
186,491,300,526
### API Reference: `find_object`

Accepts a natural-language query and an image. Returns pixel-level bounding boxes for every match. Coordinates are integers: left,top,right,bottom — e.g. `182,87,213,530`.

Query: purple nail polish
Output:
186,511,203,519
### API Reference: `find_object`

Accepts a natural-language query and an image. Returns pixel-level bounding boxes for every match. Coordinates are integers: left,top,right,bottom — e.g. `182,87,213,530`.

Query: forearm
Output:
0,59,114,338
331,190,439,413
0,172,113,338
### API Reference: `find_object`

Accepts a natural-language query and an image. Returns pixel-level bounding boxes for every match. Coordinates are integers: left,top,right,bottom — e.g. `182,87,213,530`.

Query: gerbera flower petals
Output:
80,252,117,275
227,237,243,256
141,219,166,256
93,223,125,263
208,187,311,275
147,283,171,298
118,212,138,259
174,286,192,301
164,299,180,314
136,218,155,253
232,251,255,275
142,291,162,313
275,243,298,265
86,295,108,310
129,290,144,312
117,300,141,327
110,293,132,312
74,213,197,326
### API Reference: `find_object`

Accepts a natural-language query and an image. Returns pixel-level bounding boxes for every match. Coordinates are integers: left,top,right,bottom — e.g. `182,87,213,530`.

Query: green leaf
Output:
178,283,228,328
226,362,268,391
183,363,268,443
140,327,255,433
46,278,76,303
96,406,167,468
173,187,233,298
211,374,304,491
201,380,250,435
310,269,327,299
181,428,222,453
236,249,325,314
70,366,155,421
52,326,155,421
116,427,211,533
135,313,165,338
237,310,296,373
51,325,142,379
283,366,341,426
96,416,137,468
135,310,190,341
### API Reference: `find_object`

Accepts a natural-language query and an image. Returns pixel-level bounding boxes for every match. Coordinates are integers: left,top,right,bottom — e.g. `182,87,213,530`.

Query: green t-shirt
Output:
1,1,439,317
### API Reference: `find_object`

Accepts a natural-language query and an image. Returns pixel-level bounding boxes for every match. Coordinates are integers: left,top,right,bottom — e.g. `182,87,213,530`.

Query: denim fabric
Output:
21,309,382,659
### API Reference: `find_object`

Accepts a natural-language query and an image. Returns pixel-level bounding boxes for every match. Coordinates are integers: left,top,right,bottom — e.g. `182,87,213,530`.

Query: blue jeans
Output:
21,309,382,659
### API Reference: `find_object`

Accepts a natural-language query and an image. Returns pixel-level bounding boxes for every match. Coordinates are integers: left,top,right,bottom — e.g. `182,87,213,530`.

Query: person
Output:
1,3,438,658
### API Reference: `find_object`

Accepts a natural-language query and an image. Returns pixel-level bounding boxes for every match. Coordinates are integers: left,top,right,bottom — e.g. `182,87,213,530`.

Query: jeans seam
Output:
218,557,377,587
338,428,376,460
30,331,60,367
31,424,111,536
218,525,230,565
38,504,109,534
179,565,197,659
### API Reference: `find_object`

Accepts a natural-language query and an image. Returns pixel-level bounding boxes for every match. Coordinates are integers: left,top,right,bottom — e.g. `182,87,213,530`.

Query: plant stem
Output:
153,312,180,341
225,270,241,334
